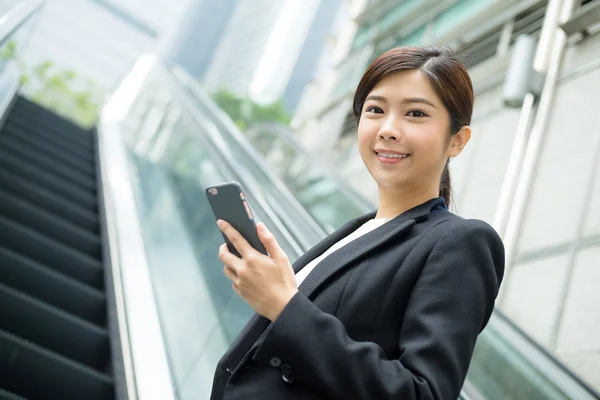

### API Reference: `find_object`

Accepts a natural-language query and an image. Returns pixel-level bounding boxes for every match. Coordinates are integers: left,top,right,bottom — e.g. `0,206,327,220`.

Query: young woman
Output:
211,46,505,400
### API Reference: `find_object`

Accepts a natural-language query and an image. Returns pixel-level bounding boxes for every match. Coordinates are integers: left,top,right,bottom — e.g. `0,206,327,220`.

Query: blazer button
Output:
282,374,295,384
270,357,282,368
281,364,292,375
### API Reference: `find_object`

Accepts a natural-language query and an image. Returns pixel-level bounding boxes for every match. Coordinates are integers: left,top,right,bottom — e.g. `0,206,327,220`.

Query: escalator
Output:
0,96,117,399
0,2,598,397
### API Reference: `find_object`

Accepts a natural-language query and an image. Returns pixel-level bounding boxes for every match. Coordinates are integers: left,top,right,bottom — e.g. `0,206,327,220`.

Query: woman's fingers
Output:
257,222,288,262
217,219,252,258
219,243,241,273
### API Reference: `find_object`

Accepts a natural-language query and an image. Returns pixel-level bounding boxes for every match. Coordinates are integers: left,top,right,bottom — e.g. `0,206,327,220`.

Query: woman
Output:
211,46,504,400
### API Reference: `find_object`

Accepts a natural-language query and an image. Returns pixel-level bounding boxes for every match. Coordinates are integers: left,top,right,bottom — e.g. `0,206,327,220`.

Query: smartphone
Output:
206,181,268,258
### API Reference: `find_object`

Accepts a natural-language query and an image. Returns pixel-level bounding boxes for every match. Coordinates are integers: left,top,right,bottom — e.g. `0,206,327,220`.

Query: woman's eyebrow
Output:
365,95,387,103
402,97,437,108
365,95,437,109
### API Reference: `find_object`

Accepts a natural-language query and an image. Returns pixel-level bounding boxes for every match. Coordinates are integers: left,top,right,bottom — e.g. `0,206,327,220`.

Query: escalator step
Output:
0,388,27,400
0,215,103,289
0,329,114,400
11,98,94,145
0,152,97,210
0,134,96,191
7,111,94,153
2,119,96,169
0,169,98,232
0,189,101,258
0,246,106,326
0,283,109,371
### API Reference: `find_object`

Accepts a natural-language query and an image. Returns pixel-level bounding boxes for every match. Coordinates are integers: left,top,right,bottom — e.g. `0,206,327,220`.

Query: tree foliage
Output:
211,88,291,131
0,40,106,128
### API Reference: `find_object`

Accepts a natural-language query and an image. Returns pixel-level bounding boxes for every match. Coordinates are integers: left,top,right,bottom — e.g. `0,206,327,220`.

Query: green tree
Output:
211,87,291,131
0,40,106,128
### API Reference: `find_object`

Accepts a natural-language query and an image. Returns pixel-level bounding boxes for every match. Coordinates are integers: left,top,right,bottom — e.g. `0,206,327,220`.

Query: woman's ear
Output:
447,126,471,157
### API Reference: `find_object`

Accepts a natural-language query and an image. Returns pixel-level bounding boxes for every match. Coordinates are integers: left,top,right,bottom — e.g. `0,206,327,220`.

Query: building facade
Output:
279,0,343,112
200,0,284,97
19,0,190,90
297,0,600,391
158,0,239,80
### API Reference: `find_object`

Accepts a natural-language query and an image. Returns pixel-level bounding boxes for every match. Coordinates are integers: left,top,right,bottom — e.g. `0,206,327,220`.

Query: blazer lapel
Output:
297,197,445,300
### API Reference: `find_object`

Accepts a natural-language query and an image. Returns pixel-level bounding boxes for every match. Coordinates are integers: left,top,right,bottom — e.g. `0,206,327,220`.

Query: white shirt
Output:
295,217,391,287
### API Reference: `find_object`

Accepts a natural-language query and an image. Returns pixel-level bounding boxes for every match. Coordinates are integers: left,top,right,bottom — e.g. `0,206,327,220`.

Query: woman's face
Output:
357,69,457,193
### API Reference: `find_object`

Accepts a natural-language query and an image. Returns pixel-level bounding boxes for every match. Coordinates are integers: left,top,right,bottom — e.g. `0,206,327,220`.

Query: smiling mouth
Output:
374,151,410,163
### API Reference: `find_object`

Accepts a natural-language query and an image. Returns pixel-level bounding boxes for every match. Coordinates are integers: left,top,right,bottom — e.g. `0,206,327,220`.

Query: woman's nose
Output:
378,119,401,140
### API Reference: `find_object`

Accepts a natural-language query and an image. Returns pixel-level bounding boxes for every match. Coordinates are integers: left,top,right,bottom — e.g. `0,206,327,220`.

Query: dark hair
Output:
353,46,474,207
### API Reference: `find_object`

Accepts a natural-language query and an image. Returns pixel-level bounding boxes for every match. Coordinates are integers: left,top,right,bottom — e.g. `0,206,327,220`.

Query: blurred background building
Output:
1,0,600,399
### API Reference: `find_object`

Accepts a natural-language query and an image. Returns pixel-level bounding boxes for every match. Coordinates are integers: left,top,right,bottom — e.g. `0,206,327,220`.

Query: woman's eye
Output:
407,110,427,118
365,106,383,114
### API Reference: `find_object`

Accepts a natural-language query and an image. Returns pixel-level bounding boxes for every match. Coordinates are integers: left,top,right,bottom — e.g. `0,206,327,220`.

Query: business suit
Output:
211,197,505,400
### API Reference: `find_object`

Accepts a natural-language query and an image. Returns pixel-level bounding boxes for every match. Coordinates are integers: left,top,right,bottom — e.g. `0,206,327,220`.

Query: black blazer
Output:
210,197,504,400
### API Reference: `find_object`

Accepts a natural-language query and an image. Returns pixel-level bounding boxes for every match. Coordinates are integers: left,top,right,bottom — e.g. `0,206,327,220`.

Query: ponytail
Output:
440,160,451,208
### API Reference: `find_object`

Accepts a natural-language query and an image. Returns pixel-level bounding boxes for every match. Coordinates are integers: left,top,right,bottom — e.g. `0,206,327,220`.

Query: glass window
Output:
352,24,374,51
377,0,421,34
433,0,497,39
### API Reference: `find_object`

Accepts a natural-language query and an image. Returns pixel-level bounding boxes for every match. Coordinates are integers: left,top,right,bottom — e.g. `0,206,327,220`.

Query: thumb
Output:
257,222,287,261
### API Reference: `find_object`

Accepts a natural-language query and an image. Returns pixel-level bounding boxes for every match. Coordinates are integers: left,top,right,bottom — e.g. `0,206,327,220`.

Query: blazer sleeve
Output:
252,219,505,400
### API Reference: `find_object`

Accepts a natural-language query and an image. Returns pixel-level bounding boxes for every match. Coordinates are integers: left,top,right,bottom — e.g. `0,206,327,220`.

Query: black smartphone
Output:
206,181,268,258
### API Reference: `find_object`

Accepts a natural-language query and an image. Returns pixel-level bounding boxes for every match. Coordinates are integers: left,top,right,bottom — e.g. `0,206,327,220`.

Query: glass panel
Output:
393,25,425,48
518,69,600,254
0,0,20,16
377,0,420,34
244,126,372,232
433,0,497,38
113,68,306,397
352,24,374,51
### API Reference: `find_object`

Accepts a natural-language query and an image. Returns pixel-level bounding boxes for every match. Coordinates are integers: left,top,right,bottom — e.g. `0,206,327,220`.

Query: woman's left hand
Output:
217,219,298,322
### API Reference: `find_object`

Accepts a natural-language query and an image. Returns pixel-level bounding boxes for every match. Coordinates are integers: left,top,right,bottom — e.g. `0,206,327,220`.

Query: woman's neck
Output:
375,185,440,220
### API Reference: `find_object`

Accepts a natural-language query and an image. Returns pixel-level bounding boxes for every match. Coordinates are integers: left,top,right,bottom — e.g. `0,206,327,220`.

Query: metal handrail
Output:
147,57,310,255
246,121,375,211
170,65,328,241
491,312,600,399
0,0,44,47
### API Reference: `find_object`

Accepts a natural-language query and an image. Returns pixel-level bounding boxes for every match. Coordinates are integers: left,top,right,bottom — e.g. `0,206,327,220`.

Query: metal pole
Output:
498,0,579,303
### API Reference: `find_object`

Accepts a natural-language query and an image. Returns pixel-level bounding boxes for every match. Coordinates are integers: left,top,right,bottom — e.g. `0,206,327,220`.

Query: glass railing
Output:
0,0,43,117
98,54,330,399
170,67,326,244
171,67,370,234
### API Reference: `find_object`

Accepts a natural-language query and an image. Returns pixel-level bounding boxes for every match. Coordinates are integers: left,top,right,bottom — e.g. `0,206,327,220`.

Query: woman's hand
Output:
217,219,298,322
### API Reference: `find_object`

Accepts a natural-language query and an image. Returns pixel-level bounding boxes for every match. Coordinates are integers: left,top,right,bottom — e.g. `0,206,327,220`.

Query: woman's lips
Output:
375,152,410,164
